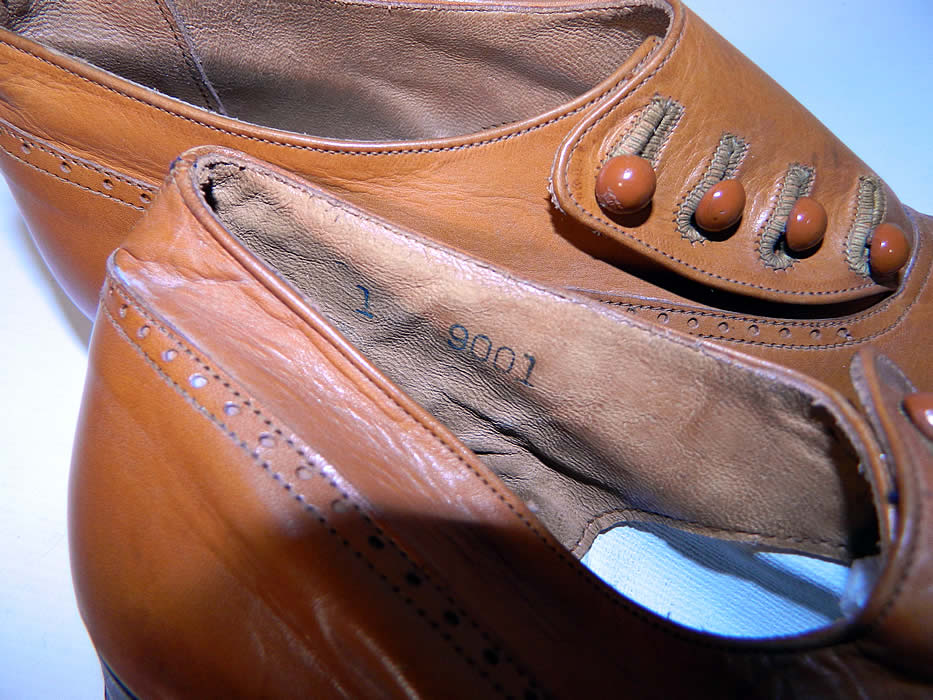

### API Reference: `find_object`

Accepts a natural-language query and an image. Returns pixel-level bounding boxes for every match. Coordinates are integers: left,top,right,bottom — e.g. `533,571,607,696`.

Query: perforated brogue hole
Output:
118,304,128,318
140,192,151,204
837,328,850,340
59,161,71,174
19,143,30,155
405,572,422,586
331,498,351,513
295,466,313,480
161,349,177,362
483,649,500,665
223,402,240,416
102,178,114,190
810,329,821,340
779,328,791,338
137,325,150,338
718,322,729,333
368,535,385,550
443,610,460,626
258,433,276,448
687,318,699,329
656,312,669,323
747,324,759,336
189,374,207,389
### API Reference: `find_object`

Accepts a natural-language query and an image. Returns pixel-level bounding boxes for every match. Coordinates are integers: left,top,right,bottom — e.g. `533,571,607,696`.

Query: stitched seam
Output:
675,132,749,243
0,139,144,210
274,0,668,17
758,163,815,270
870,357,923,632
606,94,684,166
573,506,847,552
845,176,886,276
559,22,877,297
594,224,925,328
104,283,537,695
597,300,865,328
152,0,215,111
593,224,927,350
0,31,660,157
0,119,157,190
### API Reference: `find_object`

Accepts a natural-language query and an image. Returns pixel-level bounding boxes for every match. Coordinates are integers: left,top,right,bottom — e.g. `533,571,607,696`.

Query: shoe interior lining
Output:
5,0,671,141
195,158,879,573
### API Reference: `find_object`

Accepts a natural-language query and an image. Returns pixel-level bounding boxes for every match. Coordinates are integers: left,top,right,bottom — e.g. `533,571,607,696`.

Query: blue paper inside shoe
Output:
582,521,877,639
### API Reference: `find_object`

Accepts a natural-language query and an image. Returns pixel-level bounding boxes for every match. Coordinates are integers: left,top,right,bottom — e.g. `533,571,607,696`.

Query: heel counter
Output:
69,275,500,699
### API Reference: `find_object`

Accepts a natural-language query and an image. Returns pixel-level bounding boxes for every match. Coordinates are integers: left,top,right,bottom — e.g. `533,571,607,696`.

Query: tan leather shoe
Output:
1,0,930,400
72,147,932,698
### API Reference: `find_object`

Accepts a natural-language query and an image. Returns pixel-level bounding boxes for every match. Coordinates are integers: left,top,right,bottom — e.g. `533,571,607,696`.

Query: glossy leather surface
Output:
0,0,930,400
71,148,933,698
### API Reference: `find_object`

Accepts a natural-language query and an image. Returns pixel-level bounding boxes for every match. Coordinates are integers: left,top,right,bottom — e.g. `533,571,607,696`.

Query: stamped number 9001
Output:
446,324,536,386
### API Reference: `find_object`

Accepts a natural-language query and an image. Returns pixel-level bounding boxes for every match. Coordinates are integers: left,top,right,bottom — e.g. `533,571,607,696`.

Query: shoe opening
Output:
188,155,883,640
6,0,671,140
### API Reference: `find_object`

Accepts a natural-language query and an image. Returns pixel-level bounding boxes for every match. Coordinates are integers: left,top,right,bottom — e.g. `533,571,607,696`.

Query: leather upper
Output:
0,0,930,400
70,147,933,698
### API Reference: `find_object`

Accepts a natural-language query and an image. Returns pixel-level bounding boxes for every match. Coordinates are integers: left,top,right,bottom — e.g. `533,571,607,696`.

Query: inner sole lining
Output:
196,159,878,565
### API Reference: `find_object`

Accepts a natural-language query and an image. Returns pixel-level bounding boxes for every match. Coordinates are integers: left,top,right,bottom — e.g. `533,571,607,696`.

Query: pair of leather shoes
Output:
1,0,931,696
1,0,932,400
76,147,933,698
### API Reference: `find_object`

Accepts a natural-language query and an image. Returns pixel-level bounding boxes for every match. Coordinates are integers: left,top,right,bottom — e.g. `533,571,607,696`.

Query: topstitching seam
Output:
0,30,659,157
0,139,144,210
152,0,215,111
0,119,157,189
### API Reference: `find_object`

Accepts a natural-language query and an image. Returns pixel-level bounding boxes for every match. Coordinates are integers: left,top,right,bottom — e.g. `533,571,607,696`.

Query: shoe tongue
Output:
201,158,880,563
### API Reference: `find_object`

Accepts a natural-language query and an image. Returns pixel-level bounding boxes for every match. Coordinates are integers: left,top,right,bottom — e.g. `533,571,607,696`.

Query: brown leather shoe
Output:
71,147,932,698
1,0,930,400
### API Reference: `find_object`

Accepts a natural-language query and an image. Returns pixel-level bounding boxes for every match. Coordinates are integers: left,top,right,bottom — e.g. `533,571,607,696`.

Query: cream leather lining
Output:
8,0,671,140
196,159,878,562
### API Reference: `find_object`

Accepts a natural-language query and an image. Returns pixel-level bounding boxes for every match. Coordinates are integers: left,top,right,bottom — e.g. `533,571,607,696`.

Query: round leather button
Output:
595,154,656,214
695,179,745,232
869,222,911,276
785,197,827,252
903,392,933,441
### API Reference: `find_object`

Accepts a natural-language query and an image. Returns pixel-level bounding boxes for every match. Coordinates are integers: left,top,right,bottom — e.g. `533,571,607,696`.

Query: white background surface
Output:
0,2,930,697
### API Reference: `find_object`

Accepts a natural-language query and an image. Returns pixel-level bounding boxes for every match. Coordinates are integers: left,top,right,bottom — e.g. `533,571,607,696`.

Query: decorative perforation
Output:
0,119,156,209
607,95,684,167
101,280,542,700
598,299,875,349
846,176,886,276
676,133,748,243
759,164,815,270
